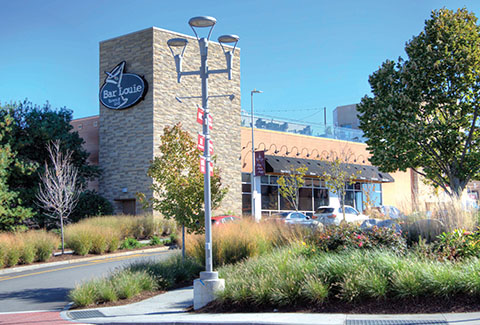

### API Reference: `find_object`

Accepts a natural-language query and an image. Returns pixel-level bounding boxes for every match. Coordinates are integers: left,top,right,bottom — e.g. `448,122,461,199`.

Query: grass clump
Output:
186,219,307,266
0,230,59,267
216,245,480,308
69,270,157,307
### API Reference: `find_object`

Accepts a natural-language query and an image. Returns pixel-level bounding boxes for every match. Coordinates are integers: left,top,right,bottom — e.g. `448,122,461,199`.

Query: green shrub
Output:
149,235,162,246
70,190,114,223
307,223,406,254
120,237,143,250
434,228,480,260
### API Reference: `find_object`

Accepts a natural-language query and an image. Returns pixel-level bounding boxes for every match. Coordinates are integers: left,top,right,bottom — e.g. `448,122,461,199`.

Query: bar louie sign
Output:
100,61,147,110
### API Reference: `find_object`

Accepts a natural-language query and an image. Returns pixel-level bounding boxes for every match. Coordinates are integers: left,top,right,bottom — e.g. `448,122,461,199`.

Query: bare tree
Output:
36,141,82,254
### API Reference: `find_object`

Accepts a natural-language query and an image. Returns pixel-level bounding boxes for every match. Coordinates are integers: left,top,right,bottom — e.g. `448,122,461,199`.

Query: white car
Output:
313,205,369,225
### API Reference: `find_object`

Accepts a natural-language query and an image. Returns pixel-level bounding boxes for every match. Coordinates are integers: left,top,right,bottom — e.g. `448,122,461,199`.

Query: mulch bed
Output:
199,295,480,314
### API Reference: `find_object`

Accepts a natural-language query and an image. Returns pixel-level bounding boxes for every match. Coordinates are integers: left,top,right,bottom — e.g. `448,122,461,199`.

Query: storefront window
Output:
280,195,294,210
313,188,328,209
261,186,278,210
298,187,313,211
242,173,251,183
242,194,251,216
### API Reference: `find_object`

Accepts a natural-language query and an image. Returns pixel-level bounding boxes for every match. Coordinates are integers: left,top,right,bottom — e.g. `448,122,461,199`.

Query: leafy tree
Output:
322,151,361,222
0,100,100,226
0,111,33,231
139,123,227,254
277,165,307,211
358,8,480,197
36,141,82,254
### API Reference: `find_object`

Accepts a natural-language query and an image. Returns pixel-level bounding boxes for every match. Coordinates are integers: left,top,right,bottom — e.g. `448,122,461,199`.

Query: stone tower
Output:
98,27,241,215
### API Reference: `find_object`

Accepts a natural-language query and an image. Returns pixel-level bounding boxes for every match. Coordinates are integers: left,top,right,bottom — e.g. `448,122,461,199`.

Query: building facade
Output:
71,26,424,217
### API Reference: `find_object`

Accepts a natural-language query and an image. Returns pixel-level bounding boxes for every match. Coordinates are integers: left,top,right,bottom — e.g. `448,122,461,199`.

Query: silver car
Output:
313,206,369,225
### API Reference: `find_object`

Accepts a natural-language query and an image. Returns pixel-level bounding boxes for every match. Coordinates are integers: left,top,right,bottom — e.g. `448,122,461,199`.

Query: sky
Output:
1,0,480,125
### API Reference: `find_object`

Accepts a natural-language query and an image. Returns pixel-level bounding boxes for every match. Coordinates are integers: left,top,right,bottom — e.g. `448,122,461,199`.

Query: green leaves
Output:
277,165,307,211
143,123,227,234
358,8,480,197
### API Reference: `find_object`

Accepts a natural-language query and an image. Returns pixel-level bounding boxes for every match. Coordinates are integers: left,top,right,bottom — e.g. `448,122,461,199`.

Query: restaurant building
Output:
71,26,417,217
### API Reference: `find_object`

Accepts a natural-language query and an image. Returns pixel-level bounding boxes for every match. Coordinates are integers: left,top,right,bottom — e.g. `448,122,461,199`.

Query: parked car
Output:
371,205,405,219
211,215,240,226
313,205,368,225
277,212,317,227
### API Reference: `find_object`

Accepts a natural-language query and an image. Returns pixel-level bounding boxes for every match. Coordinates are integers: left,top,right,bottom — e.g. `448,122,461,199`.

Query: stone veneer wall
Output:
99,27,242,216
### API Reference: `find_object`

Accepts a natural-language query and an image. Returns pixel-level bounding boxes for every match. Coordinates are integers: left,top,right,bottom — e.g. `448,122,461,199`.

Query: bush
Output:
307,223,406,254
434,228,480,260
120,237,142,250
69,190,114,223
149,235,162,246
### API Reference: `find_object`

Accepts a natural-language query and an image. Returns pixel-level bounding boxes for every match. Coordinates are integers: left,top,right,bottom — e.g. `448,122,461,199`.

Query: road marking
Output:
0,252,162,282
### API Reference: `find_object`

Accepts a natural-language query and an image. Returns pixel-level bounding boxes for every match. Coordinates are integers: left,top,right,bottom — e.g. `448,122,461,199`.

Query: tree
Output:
139,123,227,256
277,165,307,211
0,112,33,231
358,8,480,198
0,100,99,227
36,141,82,254
322,150,361,222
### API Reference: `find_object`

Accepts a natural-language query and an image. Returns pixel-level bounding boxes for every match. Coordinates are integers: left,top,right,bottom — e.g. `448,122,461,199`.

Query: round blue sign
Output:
99,61,147,110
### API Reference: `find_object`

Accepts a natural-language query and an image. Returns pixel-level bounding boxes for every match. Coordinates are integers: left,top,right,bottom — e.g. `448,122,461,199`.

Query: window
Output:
78,124,83,130
93,121,98,127
261,185,278,210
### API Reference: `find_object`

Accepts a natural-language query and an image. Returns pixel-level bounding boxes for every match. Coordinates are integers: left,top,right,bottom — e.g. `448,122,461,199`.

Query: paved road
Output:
0,249,176,313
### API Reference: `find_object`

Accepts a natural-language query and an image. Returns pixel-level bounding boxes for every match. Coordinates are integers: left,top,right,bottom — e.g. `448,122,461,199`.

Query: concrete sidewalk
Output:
61,287,480,324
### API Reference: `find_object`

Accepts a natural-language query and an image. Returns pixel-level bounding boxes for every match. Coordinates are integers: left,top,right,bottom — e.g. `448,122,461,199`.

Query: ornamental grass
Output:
185,218,308,266
217,244,480,307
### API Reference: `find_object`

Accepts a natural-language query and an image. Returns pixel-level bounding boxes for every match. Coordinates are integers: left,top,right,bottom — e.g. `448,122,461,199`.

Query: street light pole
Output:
251,89,262,221
167,16,239,310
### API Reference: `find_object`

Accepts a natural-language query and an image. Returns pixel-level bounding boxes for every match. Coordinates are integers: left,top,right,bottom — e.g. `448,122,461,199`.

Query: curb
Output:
0,246,172,276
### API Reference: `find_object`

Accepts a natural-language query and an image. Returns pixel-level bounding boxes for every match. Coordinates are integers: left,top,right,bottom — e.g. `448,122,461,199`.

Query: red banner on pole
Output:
197,134,205,151
196,106,213,130
199,157,213,176
197,134,213,155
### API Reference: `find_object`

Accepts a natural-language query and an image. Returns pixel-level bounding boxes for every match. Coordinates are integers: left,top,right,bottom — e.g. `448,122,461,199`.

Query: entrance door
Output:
122,199,136,215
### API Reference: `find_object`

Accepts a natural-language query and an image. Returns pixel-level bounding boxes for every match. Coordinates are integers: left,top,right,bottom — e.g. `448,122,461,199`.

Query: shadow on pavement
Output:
0,287,71,304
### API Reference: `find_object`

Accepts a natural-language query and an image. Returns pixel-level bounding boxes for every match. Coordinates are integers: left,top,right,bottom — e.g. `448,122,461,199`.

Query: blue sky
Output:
1,0,479,124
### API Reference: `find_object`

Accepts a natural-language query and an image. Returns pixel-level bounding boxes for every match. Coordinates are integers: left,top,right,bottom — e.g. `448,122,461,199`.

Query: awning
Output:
264,155,394,183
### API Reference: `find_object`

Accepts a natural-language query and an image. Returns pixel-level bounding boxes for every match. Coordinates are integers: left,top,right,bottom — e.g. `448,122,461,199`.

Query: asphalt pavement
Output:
0,248,174,313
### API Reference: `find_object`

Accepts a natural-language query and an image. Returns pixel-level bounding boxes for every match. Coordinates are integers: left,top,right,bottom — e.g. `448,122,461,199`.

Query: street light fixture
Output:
167,16,238,310
251,89,262,221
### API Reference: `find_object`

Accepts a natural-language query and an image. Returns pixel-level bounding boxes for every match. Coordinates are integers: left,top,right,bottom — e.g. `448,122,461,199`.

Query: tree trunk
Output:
341,192,346,223
182,225,185,260
60,213,65,255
